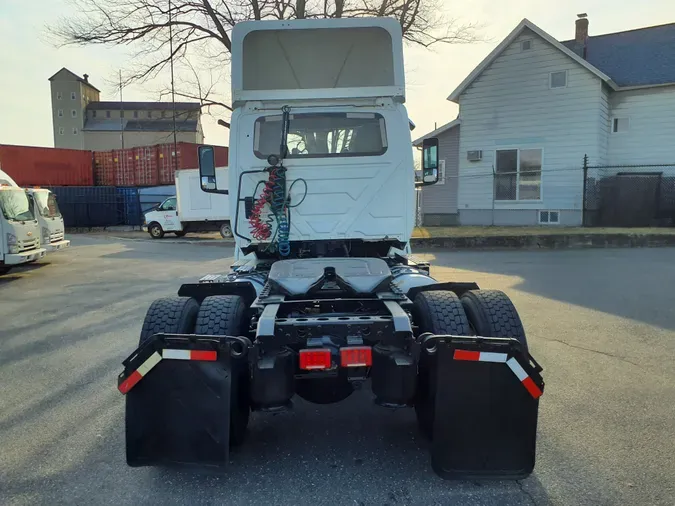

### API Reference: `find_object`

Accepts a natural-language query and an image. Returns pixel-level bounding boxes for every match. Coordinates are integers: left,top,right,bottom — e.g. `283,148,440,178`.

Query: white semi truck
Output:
142,166,232,239
118,17,544,480
25,188,70,253
0,170,47,274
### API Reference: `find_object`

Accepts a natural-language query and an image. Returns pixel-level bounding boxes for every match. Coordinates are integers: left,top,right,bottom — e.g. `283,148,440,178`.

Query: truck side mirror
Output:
421,138,439,185
198,145,228,195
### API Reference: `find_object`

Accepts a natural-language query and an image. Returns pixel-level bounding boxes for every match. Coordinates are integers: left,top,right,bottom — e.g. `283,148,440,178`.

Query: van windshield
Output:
0,189,35,222
254,112,387,159
33,191,62,218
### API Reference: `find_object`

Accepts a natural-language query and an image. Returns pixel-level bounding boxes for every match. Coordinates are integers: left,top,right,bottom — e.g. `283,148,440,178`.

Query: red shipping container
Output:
0,144,94,186
133,146,158,187
94,151,115,186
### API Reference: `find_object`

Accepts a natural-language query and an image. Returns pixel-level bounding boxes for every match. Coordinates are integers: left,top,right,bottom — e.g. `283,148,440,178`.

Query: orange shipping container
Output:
0,144,94,186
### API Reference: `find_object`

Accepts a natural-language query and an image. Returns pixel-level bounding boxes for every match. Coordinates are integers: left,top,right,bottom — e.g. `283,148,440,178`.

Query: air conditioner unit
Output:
467,150,483,161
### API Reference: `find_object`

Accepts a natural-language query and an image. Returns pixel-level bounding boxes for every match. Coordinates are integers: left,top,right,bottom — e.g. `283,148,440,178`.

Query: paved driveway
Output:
1,237,673,505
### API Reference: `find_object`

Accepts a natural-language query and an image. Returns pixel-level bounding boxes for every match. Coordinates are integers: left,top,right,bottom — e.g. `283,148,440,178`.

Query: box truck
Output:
142,167,232,239
0,170,47,274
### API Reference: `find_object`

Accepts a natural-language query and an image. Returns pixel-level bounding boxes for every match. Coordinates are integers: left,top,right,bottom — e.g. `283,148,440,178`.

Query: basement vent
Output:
467,150,482,162
539,210,560,225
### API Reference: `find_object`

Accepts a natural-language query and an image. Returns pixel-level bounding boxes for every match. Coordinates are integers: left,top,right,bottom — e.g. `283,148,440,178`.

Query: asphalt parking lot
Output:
1,236,674,506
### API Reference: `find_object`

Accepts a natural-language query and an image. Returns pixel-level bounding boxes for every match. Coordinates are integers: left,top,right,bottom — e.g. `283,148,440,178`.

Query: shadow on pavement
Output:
427,247,675,331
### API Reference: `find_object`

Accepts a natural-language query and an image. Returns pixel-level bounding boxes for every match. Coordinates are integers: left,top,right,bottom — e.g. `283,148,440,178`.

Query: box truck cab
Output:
142,166,232,239
0,172,46,274
25,188,70,252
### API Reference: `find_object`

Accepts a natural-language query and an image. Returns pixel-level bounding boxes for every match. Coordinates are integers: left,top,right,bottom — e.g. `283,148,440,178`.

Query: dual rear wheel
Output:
133,294,250,450
412,289,527,438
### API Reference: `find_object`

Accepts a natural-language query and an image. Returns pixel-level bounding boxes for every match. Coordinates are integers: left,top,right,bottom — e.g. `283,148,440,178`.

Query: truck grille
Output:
19,238,39,252
50,231,64,243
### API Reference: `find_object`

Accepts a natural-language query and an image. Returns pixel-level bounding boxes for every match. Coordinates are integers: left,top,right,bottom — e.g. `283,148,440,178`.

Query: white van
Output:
142,167,231,239
0,171,46,274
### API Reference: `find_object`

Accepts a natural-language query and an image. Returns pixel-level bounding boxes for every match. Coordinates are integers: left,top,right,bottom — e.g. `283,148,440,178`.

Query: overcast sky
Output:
0,0,673,149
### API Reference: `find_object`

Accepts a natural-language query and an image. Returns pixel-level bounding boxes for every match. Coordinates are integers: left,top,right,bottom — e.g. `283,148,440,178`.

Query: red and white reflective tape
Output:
453,350,508,363
118,348,217,394
506,357,543,399
453,349,542,399
118,351,162,394
162,349,218,361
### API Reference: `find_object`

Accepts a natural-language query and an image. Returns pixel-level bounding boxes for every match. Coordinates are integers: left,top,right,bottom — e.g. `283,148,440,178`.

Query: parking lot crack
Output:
516,479,538,506
539,337,642,368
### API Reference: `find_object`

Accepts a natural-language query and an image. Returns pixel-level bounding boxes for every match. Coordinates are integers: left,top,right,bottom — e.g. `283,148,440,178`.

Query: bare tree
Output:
50,0,481,123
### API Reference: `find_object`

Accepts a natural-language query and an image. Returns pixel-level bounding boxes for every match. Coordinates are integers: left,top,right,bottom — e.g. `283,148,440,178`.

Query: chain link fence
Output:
583,157,675,227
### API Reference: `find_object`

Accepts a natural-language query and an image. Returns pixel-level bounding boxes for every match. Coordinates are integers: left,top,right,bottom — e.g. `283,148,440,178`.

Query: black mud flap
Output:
119,333,249,469
429,336,544,480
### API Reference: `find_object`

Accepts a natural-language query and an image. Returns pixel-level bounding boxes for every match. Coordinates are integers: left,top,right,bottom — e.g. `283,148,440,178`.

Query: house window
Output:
613,118,629,133
521,39,532,51
539,210,560,224
550,71,568,88
71,109,77,118
147,111,152,119
57,109,63,117
58,127,64,135
495,148,542,201
133,110,138,118
56,92,62,100
106,111,111,118
71,91,77,100
73,127,78,135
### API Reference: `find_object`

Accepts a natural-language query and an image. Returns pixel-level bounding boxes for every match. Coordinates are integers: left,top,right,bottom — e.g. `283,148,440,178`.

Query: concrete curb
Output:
410,233,675,250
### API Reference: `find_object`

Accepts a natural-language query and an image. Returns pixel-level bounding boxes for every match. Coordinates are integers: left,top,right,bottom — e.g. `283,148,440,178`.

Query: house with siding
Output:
413,16,675,226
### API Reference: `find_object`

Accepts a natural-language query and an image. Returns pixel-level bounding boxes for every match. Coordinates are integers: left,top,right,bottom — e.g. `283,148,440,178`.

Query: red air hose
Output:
249,168,278,240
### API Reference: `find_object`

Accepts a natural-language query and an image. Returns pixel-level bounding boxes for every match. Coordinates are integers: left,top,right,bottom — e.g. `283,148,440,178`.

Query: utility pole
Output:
169,0,178,174
119,69,125,149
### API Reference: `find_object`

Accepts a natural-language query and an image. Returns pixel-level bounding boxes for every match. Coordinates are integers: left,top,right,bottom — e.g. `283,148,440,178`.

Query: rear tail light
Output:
340,346,372,367
299,349,332,370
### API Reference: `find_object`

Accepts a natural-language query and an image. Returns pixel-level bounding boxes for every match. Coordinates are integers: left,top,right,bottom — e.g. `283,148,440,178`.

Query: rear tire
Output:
413,290,470,439
0,266,11,275
174,231,186,237
460,290,528,350
148,222,164,239
139,296,200,346
219,223,233,239
194,295,250,447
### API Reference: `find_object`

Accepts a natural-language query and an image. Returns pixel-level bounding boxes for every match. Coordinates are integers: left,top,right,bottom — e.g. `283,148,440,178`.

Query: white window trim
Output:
56,92,62,100
538,210,561,225
71,109,77,118
612,117,630,134
58,127,64,135
57,109,63,117
71,91,77,100
520,39,533,51
549,70,568,89
73,127,78,135
493,147,544,203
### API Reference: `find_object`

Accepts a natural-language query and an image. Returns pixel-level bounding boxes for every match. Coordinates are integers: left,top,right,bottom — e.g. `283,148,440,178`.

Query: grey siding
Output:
421,125,459,217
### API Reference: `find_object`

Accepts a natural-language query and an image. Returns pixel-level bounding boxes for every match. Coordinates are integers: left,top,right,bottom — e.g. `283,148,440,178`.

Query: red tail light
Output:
340,346,372,367
299,349,332,370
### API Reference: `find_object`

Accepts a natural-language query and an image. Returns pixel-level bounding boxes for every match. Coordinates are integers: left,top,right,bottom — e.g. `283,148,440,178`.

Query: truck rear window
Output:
254,112,387,159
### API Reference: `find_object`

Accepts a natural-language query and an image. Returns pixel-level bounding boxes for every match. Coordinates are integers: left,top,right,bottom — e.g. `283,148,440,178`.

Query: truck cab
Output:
25,188,70,252
0,177,47,274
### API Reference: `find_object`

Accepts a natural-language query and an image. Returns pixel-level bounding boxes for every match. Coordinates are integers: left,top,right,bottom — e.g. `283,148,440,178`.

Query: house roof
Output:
87,101,201,111
561,22,675,87
82,118,199,132
412,118,460,146
447,18,618,103
48,67,101,93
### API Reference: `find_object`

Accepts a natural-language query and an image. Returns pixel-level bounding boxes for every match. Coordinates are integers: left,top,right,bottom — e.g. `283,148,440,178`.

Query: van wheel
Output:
174,231,186,237
148,223,164,239
220,223,233,239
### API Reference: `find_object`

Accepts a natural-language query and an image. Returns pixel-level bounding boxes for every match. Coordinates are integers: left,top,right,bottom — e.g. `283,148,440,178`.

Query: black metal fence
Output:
583,156,675,227
46,186,143,229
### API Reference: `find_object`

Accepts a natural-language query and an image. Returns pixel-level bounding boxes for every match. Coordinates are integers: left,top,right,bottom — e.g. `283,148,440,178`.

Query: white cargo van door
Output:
158,197,182,232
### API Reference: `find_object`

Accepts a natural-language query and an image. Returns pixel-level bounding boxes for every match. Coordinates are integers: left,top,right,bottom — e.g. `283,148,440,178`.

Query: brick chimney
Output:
575,14,589,58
